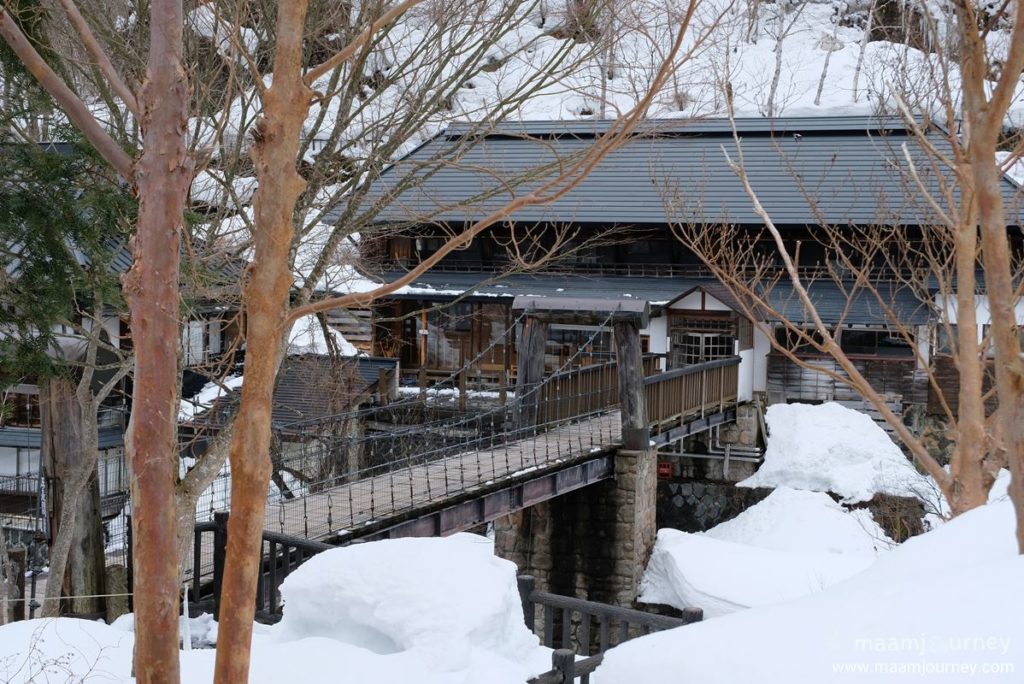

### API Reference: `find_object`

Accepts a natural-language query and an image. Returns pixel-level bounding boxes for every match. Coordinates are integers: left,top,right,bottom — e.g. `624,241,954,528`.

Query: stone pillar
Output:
493,446,657,611
606,447,657,607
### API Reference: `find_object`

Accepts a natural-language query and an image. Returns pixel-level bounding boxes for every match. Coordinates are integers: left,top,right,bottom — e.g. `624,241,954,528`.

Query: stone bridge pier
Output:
494,445,656,608
495,296,657,609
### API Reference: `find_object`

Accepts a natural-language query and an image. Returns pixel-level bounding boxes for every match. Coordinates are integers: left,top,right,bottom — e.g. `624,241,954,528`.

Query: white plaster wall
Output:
0,447,18,476
669,291,732,312
737,348,754,402
644,315,668,357
752,325,771,392
936,294,1024,331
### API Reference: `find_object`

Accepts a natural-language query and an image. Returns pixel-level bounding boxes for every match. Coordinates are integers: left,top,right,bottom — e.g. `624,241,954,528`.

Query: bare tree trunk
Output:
213,4,312,682
122,0,192,679
174,427,232,579
957,4,1024,552
39,376,106,618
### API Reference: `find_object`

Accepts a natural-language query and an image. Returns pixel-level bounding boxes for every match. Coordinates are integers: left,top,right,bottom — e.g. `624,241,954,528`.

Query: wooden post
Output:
10,547,26,622
552,649,576,681
378,368,390,406
458,370,468,412
418,367,427,400
418,310,428,368
515,317,548,431
212,512,228,620
613,321,649,451
518,574,536,630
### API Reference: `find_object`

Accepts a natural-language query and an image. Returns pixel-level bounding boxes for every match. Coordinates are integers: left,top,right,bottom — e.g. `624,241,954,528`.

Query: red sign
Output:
657,461,673,479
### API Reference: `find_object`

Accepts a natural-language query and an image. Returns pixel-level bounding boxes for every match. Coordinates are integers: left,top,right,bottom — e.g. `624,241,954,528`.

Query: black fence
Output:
172,513,333,623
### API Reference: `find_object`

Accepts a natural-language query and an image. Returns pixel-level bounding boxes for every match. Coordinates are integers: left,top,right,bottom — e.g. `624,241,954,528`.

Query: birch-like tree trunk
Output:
121,0,192,679
212,4,312,681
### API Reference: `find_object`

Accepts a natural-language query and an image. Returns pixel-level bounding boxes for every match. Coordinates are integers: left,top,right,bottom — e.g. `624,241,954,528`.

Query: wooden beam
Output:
515,317,548,430
614,321,650,450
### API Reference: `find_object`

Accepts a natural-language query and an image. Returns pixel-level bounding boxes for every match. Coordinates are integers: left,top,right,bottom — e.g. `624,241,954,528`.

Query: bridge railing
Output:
536,356,661,425
644,356,740,429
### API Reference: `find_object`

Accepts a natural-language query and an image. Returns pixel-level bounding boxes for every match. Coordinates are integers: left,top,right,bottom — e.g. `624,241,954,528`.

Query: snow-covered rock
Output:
639,488,890,618
0,535,549,684
739,402,930,503
705,487,893,555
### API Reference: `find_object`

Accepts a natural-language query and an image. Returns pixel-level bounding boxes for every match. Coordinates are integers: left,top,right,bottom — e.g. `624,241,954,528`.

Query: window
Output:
838,328,914,357
935,324,959,354
182,320,206,365
669,315,736,367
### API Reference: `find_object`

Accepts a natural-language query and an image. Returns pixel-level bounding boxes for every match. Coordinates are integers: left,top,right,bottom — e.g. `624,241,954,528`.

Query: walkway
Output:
265,411,623,541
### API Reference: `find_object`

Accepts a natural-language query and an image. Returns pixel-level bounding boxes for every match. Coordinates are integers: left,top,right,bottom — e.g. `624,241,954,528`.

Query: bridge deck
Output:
265,411,622,541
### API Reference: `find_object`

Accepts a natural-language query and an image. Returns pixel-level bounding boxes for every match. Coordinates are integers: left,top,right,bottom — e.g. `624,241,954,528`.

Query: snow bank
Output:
705,487,893,555
0,536,547,683
639,529,874,618
603,499,1024,684
276,534,542,675
0,618,131,681
639,488,892,618
739,402,929,502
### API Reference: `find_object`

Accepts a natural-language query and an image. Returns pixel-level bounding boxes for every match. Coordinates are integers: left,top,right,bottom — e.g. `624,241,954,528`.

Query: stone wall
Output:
656,480,771,532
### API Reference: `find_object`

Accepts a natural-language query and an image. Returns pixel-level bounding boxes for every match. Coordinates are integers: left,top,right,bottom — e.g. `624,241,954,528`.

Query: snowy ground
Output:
602,497,1022,683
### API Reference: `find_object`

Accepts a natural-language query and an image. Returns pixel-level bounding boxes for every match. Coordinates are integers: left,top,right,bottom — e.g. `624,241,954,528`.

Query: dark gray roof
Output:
381,269,932,326
352,117,1023,227
187,355,399,432
380,270,708,304
766,280,931,326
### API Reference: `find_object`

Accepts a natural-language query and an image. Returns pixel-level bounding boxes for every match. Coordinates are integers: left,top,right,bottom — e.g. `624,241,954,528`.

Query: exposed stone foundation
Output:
494,448,656,611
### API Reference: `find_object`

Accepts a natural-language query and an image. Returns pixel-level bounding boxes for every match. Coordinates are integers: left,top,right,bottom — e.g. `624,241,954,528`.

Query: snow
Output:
177,374,244,421
704,487,893,555
738,402,930,503
0,535,549,683
287,314,360,356
275,534,546,679
602,498,1024,684
639,488,890,618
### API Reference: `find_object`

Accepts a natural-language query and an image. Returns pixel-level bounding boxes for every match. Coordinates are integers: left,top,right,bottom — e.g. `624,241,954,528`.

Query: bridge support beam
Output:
494,445,656,617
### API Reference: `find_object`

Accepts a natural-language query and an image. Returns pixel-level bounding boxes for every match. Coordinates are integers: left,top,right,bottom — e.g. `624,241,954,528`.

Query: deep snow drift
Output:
604,498,1023,683
0,534,549,684
639,487,891,617
738,402,930,502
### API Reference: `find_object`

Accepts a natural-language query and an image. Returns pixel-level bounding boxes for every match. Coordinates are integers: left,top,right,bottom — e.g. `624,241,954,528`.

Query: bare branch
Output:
0,8,134,179
57,0,139,117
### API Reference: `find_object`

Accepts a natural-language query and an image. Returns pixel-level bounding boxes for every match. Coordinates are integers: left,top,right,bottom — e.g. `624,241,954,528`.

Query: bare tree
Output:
1,1,191,679
669,3,1024,550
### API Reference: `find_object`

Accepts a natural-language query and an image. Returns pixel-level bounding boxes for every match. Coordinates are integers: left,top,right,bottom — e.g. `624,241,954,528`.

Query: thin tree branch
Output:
57,0,139,117
0,8,134,179
303,0,426,86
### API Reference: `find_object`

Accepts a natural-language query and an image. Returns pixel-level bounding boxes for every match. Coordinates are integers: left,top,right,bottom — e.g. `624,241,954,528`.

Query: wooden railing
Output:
175,513,332,624
519,575,702,684
644,356,740,429
536,356,660,426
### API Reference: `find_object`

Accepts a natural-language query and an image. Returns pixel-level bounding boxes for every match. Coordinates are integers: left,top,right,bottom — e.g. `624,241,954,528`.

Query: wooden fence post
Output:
518,574,536,630
552,649,576,682
212,512,229,620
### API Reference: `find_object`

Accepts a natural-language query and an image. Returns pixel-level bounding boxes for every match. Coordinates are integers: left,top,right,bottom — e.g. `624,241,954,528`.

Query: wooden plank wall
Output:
927,355,998,416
